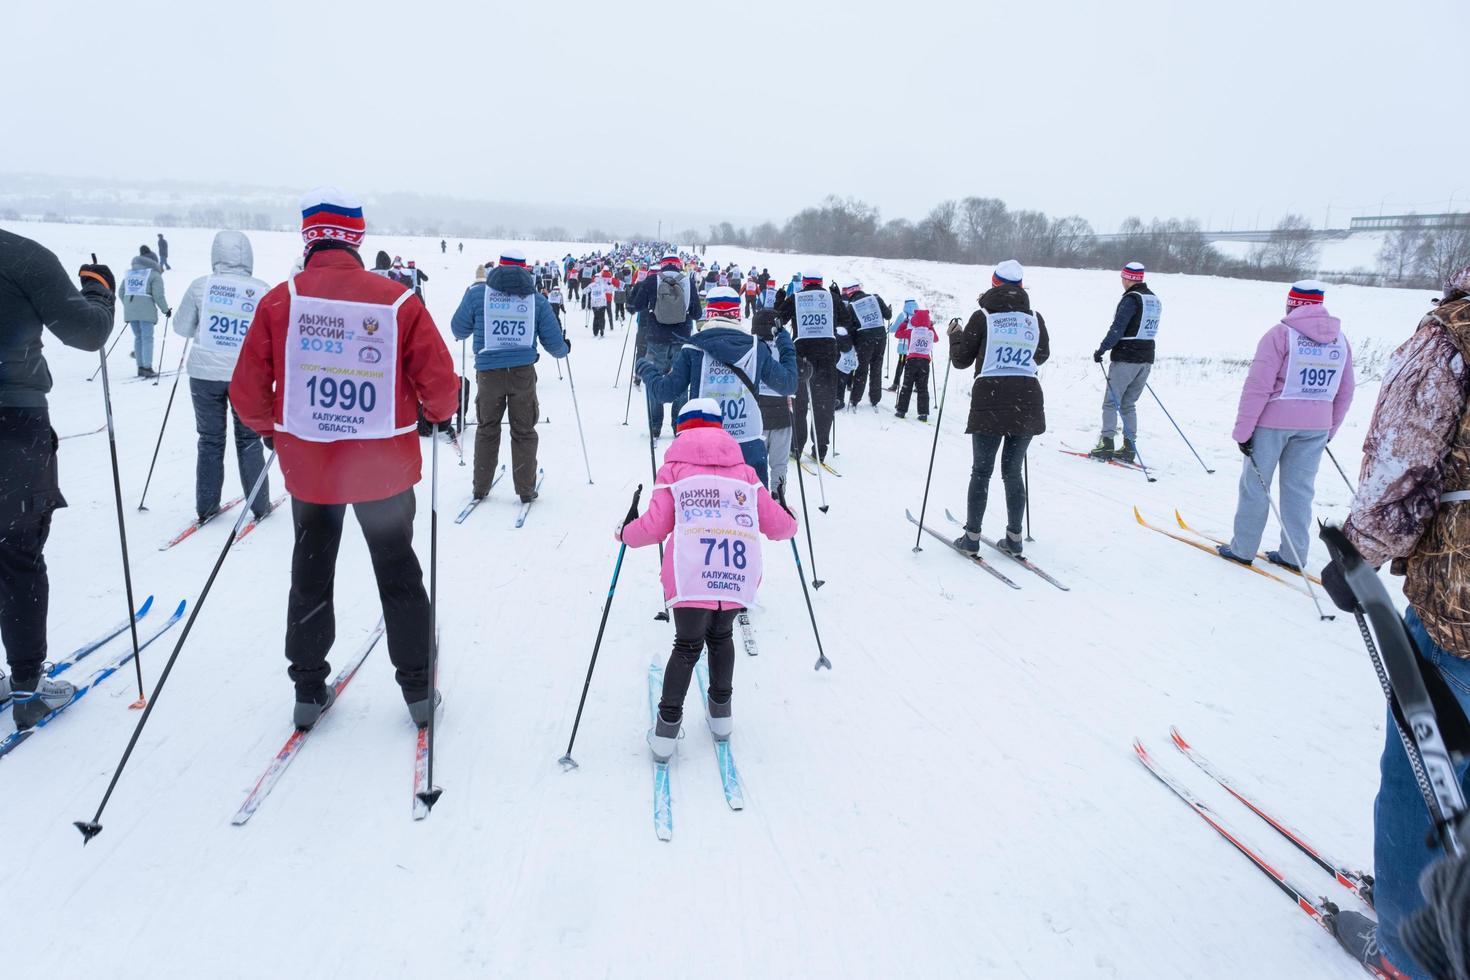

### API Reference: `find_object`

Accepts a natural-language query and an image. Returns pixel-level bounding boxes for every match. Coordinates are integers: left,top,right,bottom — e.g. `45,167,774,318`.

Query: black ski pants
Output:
0,409,62,684
850,330,887,406
659,606,738,723
286,489,431,703
896,358,931,416
592,307,608,336
791,358,836,461
965,433,1032,536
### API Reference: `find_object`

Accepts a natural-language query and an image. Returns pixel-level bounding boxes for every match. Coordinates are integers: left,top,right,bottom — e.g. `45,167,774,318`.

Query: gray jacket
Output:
119,255,169,324
174,231,268,383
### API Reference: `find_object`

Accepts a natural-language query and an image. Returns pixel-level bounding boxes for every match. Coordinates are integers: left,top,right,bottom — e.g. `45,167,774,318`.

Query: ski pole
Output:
74,449,277,844
137,336,192,511
1144,382,1214,475
558,485,645,770
564,353,593,485
622,360,636,426
97,350,147,708
417,434,444,814
1246,455,1333,622
152,312,172,386
613,320,631,387
1098,362,1157,483
831,397,839,457
89,327,126,382
912,353,953,552
792,429,825,589
778,485,831,670
1325,446,1357,496
457,339,468,435
1023,452,1034,542
644,385,670,622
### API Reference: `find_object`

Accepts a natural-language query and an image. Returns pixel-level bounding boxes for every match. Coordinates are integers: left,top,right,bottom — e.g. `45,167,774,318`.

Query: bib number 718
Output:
700,537,747,569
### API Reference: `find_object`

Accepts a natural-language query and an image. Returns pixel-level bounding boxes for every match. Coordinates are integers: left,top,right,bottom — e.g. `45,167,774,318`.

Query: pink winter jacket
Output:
619,426,799,610
1231,304,1356,443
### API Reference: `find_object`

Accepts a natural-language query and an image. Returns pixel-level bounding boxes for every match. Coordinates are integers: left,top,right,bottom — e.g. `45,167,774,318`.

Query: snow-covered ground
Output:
3,220,1434,978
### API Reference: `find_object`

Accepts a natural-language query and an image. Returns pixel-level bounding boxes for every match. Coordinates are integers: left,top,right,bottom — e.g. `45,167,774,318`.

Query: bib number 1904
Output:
306,375,377,413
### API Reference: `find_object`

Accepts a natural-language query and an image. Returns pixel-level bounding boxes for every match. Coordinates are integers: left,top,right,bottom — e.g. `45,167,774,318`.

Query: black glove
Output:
165,308,173,317
1238,439,1254,457
79,263,115,294
562,333,571,353
774,484,796,519
1093,349,1104,364
1320,560,1359,613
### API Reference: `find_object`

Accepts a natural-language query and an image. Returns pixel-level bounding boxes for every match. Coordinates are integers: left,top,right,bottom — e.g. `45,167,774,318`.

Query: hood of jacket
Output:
690,325,758,362
487,265,535,295
1280,304,1341,344
663,425,746,468
978,283,1031,314
210,230,254,276
374,250,392,271
901,299,918,318
130,254,162,272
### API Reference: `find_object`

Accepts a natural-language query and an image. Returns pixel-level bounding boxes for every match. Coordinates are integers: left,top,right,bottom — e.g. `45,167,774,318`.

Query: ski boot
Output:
407,690,443,729
706,695,732,741
1328,909,1412,979
917,414,929,423
997,530,1024,557
648,711,681,762
893,411,906,419
0,671,9,703
1264,550,1301,573
1114,438,1137,464
1215,544,1253,566
293,685,336,731
519,490,539,504
953,530,981,554
1088,436,1115,460
12,674,79,730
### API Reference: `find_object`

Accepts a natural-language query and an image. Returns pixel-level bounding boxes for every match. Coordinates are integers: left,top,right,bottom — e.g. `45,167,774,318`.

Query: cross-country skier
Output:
637,286,797,487
751,303,797,495
844,279,892,409
778,270,855,464
450,248,569,502
1089,261,1159,463
887,298,917,392
229,186,459,730
1217,281,1355,570
173,230,272,523
948,261,1050,558
120,245,170,378
588,271,611,337
0,230,115,728
635,252,703,437
893,308,937,421
1317,263,1470,980
616,398,798,761
156,233,171,270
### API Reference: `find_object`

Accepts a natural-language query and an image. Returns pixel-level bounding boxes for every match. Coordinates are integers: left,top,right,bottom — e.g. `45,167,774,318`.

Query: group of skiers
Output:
2,201,1469,977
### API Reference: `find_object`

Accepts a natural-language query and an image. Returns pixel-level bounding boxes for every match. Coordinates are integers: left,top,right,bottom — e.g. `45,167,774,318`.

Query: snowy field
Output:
2,220,1435,978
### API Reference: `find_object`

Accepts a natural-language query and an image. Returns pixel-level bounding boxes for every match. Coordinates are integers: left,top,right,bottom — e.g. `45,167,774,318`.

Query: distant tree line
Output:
1374,215,1470,290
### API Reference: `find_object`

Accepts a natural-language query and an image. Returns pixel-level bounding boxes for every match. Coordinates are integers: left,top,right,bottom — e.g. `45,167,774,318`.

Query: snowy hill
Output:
2,220,1433,978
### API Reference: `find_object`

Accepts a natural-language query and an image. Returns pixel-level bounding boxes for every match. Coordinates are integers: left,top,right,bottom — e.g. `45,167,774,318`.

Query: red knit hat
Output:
299,186,365,248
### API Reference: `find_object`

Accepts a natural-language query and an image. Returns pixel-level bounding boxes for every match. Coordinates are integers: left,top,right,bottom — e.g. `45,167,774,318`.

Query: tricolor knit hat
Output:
802,269,823,286
991,260,1024,287
299,186,365,248
1122,262,1146,282
1287,280,1327,309
660,253,683,269
706,286,742,321
842,280,861,296
676,398,724,433
499,248,527,267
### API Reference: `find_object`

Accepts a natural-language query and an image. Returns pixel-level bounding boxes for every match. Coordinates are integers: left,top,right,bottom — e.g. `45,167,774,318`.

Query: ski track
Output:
0,222,1416,978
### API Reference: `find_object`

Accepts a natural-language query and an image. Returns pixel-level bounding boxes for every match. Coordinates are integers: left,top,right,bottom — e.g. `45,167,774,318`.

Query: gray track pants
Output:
1101,361,1151,440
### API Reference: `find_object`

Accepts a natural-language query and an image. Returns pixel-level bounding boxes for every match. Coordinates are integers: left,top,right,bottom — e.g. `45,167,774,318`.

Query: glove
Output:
612,523,624,542
78,263,115,294
562,333,571,353
1093,349,1104,364
165,308,173,317
262,436,275,452
1321,560,1358,613
1238,439,1254,457
635,358,660,385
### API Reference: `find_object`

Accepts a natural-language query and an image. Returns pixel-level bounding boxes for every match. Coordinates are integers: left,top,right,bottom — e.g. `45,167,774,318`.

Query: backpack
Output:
654,270,690,326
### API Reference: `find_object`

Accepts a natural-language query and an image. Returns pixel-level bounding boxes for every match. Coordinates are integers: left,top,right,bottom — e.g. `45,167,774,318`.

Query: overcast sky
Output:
7,0,1466,233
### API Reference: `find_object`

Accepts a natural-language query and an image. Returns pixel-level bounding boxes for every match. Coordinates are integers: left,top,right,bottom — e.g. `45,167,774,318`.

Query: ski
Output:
453,465,506,525
695,657,744,810
1060,446,1148,473
160,498,245,550
0,596,154,709
122,369,182,384
1173,511,1324,585
820,461,842,478
737,611,758,656
905,509,1021,589
59,424,106,441
0,600,186,760
943,509,1069,591
1168,726,1373,905
235,494,289,543
231,618,385,825
412,724,432,820
648,662,673,841
442,429,464,461
1133,507,1300,590
513,469,547,528
796,457,819,477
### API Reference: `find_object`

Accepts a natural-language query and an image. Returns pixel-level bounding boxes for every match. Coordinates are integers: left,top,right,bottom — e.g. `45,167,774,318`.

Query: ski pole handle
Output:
621,484,644,528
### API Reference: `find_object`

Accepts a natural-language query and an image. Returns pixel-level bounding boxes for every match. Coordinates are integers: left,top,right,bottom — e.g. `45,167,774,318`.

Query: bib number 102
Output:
700,537,747,569
306,375,377,413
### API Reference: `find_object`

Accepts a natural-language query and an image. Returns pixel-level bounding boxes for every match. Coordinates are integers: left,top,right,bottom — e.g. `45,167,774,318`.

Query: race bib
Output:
196,275,260,356
1136,294,1162,341
837,348,858,374
123,268,151,297
281,278,407,442
549,289,564,305
482,288,536,354
760,286,777,308
794,290,834,340
1277,327,1347,401
979,310,1040,378
668,475,764,608
907,328,935,358
852,295,885,331
698,339,763,443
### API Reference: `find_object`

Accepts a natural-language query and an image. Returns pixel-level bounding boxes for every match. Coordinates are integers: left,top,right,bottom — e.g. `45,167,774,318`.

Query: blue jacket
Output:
451,265,569,371
644,326,798,406
630,270,702,347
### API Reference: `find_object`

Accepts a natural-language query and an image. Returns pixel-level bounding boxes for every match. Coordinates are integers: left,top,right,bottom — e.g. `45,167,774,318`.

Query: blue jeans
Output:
1230,426,1328,565
644,339,686,435
190,379,269,520
1374,608,1470,978
965,433,1031,536
129,320,154,370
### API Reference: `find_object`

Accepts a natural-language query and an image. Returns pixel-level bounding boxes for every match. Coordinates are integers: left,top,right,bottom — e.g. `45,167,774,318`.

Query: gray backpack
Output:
654,270,690,325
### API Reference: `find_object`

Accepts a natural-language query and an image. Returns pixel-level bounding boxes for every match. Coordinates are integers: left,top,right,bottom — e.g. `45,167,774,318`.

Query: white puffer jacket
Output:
173,231,270,383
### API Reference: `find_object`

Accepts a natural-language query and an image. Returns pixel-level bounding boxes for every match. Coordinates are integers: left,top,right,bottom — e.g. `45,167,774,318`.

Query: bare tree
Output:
1419,226,1470,288
1254,214,1319,279
1377,215,1427,283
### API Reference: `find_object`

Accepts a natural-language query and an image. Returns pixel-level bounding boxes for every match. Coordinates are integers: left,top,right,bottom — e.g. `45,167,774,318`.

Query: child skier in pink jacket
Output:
618,398,798,761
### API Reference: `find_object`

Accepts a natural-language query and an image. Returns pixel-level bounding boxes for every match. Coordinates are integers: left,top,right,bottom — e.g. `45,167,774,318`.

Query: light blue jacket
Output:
451,265,569,371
